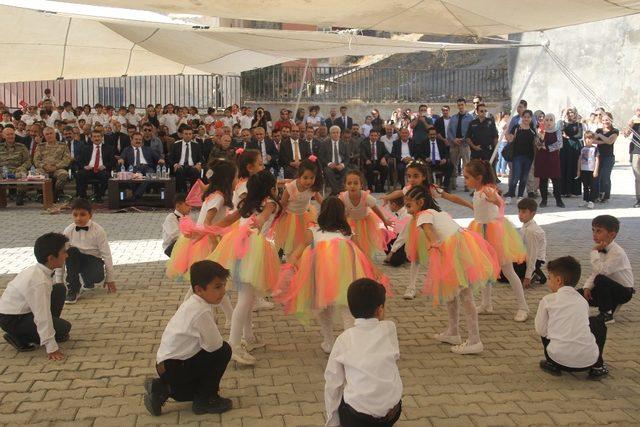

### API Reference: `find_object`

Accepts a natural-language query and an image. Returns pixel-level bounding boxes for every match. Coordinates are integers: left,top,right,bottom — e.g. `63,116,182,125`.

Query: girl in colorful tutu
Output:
381,160,473,299
280,197,390,354
339,170,392,260
464,159,529,322
272,158,323,257
208,170,282,366
404,185,499,354
232,148,264,209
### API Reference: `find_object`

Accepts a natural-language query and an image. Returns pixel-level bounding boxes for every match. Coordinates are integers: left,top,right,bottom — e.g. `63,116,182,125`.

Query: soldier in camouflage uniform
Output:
0,127,31,205
34,127,71,199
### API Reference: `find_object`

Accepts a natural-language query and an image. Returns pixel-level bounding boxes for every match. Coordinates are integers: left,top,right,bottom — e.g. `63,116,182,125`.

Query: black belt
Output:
341,399,402,423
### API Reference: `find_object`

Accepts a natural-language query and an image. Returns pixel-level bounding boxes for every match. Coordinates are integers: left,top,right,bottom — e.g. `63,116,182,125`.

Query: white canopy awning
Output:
61,0,640,37
0,4,532,83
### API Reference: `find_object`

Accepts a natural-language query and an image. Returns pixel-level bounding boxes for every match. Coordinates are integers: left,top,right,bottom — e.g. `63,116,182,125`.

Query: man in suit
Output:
336,105,353,131
169,125,203,193
321,125,349,195
142,123,165,160
360,129,390,193
324,108,339,129
425,127,453,189
76,130,116,203
247,127,278,176
392,127,425,187
118,132,163,199
433,105,451,146
105,121,131,159
62,126,84,179
279,124,310,179
303,126,322,157
342,128,360,168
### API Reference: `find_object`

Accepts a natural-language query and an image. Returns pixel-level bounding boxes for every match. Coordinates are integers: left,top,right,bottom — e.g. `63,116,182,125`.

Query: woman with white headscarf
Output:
535,113,564,207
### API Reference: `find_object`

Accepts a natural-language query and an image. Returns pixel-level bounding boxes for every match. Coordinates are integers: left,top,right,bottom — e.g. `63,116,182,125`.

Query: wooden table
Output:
107,178,175,210
0,179,54,209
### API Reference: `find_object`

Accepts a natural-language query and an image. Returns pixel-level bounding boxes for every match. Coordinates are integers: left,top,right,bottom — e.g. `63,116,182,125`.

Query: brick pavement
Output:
0,166,638,426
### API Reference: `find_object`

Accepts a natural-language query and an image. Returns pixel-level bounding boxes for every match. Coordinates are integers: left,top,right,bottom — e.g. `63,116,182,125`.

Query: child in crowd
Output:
272,157,323,257
324,279,402,427
464,159,529,322
404,186,499,354
162,193,191,257
515,198,547,287
577,131,599,209
384,196,410,267
145,260,233,416
0,233,71,358
579,215,634,324
281,197,390,354
60,198,116,304
209,170,282,366
340,170,392,260
535,256,608,378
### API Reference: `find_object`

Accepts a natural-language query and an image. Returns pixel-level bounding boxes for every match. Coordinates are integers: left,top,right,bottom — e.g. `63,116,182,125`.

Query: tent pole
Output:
294,58,311,118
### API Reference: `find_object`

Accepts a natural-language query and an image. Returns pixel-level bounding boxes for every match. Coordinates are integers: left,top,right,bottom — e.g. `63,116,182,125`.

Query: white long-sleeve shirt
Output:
156,294,224,363
390,207,410,253
534,286,599,368
162,210,184,251
582,241,633,290
57,221,115,283
324,318,402,426
520,219,546,279
0,264,59,353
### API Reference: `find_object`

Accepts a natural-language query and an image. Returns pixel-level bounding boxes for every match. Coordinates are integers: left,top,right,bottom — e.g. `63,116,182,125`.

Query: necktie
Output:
333,141,339,164
30,139,37,157
598,248,608,254
117,136,121,153
174,213,181,220
456,113,463,138
371,141,376,161
75,226,89,231
431,141,437,165
135,147,140,167
93,145,101,173
293,140,300,161
183,142,190,166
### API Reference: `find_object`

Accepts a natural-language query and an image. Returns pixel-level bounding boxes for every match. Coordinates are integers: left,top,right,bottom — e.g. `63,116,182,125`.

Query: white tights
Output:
318,305,355,345
406,261,420,293
183,288,233,323
444,288,480,344
481,262,528,311
229,284,255,347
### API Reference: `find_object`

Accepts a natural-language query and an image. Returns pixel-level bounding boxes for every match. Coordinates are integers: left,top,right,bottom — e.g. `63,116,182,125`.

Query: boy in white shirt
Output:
536,256,608,379
59,199,116,304
384,196,409,267
515,198,547,287
0,233,71,359
162,194,191,257
125,104,141,129
324,278,402,427
579,215,634,324
145,260,232,416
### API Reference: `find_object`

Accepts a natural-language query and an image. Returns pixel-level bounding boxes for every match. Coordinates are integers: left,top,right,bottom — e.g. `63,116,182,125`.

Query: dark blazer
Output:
169,140,204,168
303,137,322,157
359,138,390,163
104,132,131,155
392,138,425,162
121,145,160,169
324,117,339,129
433,116,448,140
424,139,450,161
247,138,279,163
196,137,214,164
62,138,84,161
320,139,349,166
78,143,116,171
335,116,353,131
279,138,311,166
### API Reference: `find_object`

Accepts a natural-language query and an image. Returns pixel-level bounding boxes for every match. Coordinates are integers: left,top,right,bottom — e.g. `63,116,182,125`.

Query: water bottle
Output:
156,165,161,179
119,191,125,201
120,165,125,173
160,188,165,200
162,165,167,179
128,165,134,173
29,165,36,176
278,168,284,180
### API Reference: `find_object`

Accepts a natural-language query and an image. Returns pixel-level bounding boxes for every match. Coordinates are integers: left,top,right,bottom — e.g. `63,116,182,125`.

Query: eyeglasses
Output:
478,110,487,113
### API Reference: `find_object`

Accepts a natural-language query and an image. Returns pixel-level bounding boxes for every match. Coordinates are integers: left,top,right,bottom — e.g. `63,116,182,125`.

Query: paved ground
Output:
0,166,638,426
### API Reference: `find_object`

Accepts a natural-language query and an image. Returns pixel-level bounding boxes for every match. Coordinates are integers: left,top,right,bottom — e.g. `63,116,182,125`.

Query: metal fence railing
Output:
241,66,510,103
0,75,241,112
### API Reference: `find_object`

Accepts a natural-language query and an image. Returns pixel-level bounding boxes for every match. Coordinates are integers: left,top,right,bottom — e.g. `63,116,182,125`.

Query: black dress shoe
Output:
144,378,170,416
192,396,233,415
588,364,609,380
556,200,565,208
539,360,562,376
3,334,37,352
539,200,547,208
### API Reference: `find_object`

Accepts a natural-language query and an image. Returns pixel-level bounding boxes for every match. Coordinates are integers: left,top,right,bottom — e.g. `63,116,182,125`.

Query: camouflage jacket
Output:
34,142,71,170
0,142,31,173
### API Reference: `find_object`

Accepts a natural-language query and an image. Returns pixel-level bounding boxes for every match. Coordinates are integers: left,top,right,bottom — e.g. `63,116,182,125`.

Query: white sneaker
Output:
587,202,595,209
578,201,588,207
254,297,274,311
231,345,256,366
476,304,494,314
433,332,462,345
514,310,529,322
451,340,483,354
403,287,416,300
242,335,266,352
320,340,334,354
505,197,512,205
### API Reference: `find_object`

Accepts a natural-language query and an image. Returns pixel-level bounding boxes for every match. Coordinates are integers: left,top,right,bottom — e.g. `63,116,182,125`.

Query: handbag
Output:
501,140,514,162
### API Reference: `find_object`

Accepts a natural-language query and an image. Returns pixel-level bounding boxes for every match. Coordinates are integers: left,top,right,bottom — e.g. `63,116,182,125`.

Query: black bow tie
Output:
598,249,608,254
50,271,55,278
76,226,89,232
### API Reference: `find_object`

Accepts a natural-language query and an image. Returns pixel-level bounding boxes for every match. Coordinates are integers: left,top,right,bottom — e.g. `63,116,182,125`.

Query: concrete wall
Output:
509,15,640,160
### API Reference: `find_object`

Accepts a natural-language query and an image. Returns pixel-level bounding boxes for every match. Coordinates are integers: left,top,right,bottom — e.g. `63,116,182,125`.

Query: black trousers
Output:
338,399,401,427
76,169,110,200
396,161,409,188
363,161,389,193
386,241,407,267
500,259,545,283
173,166,201,193
164,241,176,258
159,343,232,404
0,283,71,346
65,247,105,293
542,315,606,369
539,177,561,203
283,165,299,179
429,161,453,189
324,166,346,196
580,171,595,202
578,274,634,313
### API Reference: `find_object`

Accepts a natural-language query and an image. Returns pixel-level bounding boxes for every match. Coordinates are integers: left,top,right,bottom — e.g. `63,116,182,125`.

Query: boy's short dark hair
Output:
517,197,538,212
174,193,187,205
347,278,386,318
389,196,404,207
190,260,229,291
71,198,92,214
547,256,581,287
34,232,69,264
592,215,619,233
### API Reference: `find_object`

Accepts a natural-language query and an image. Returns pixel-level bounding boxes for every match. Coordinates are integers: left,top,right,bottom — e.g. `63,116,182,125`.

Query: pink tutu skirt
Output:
468,218,526,264
348,212,387,259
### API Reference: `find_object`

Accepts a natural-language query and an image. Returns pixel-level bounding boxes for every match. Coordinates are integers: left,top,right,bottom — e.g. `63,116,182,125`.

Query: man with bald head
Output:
0,127,31,205
248,127,278,174
34,127,71,201
320,125,348,195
